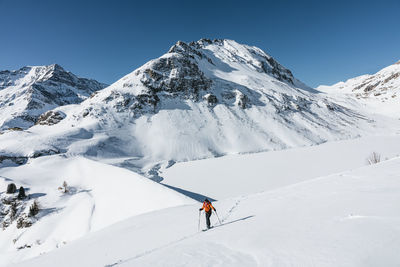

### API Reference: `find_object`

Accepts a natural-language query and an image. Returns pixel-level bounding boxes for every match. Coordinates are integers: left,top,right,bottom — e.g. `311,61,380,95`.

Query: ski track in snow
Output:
220,197,244,223
105,197,245,267
85,190,96,232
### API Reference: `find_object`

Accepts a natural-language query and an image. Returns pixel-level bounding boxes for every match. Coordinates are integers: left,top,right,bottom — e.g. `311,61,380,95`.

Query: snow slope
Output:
0,156,194,265
0,64,107,130
14,156,400,267
317,60,400,117
161,135,400,200
0,39,390,176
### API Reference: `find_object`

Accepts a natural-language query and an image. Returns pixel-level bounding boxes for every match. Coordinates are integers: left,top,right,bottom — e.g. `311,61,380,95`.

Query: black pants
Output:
205,211,212,229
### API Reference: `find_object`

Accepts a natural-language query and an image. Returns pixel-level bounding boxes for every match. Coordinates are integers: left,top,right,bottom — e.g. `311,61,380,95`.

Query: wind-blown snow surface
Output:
14,156,400,267
317,60,400,117
0,156,194,264
161,135,400,200
0,39,389,175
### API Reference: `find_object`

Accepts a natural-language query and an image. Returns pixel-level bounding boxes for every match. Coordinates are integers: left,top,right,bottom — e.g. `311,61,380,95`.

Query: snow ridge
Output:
317,60,400,116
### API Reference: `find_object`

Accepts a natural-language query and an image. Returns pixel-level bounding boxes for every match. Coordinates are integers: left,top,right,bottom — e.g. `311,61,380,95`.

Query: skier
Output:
199,198,216,229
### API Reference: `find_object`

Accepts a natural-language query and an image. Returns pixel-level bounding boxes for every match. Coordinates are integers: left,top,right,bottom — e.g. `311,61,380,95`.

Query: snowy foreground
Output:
1,135,399,266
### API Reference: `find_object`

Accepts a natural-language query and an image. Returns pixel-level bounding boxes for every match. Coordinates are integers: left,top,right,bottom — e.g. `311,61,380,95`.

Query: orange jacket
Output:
200,201,215,213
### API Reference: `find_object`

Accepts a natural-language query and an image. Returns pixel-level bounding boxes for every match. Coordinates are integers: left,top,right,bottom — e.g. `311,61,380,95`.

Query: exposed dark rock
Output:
364,82,380,92
0,155,28,165
203,94,218,106
262,57,294,85
139,54,212,101
236,92,251,109
383,72,400,84
36,111,66,126
31,148,63,158
7,127,23,131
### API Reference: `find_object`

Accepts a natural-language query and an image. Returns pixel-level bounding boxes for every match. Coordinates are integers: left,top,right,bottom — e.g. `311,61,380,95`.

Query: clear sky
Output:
0,0,399,87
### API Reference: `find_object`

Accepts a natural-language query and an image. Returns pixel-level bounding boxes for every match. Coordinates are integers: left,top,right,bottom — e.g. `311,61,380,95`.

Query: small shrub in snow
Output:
28,200,39,217
58,181,69,193
9,201,18,220
16,215,32,229
6,183,17,194
367,152,381,165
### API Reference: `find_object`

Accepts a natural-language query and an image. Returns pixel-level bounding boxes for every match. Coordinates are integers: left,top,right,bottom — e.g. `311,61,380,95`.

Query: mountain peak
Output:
165,39,302,88
0,64,107,130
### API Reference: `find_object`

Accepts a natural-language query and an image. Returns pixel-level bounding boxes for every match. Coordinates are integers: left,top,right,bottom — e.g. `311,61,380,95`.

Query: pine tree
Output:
17,186,26,200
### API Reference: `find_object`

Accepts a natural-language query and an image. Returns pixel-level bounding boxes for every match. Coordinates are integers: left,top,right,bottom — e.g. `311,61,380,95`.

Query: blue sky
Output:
0,0,399,87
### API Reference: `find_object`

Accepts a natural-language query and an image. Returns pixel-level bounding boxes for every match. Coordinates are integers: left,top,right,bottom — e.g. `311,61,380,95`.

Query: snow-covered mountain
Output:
0,39,380,175
1,39,400,267
0,64,107,130
317,60,400,116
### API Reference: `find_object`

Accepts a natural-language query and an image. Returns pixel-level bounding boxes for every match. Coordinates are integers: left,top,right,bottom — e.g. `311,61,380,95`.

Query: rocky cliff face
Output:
80,39,315,120
0,64,107,130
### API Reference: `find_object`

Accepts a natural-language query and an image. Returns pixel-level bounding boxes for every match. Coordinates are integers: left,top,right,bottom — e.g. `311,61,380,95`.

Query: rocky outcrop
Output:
36,111,66,126
235,91,251,109
203,93,218,106
138,51,212,101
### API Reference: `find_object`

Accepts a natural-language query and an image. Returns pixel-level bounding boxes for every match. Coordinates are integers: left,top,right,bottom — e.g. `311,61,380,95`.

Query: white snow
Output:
161,135,400,200
0,156,194,265
11,152,400,267
317,60,400,117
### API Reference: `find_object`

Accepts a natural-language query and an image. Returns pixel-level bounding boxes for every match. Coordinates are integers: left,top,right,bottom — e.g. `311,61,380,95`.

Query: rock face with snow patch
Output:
317,60,400,116
0,64,107,130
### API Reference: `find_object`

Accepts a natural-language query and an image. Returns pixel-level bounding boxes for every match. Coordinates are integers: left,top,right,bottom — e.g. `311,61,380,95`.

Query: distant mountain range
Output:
318,60,400,116
0,64,107,130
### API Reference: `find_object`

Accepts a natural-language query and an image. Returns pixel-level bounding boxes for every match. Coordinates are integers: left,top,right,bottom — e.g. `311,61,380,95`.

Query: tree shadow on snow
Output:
162,184,216,202
29,193,46,199
38,207,63,218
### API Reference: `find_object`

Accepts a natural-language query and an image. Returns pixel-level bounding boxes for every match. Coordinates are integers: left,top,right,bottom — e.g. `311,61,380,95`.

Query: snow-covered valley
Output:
0,38,400,266
6,145,400,267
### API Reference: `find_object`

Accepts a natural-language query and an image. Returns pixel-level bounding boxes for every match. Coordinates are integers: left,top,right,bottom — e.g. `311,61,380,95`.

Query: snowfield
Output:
11,154,400,267
0,156,194,265
161,135,400,200
0,135,399,266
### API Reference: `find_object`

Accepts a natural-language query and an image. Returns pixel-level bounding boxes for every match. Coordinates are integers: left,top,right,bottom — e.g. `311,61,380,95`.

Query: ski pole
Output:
198,210,201,231
215,211,222,225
